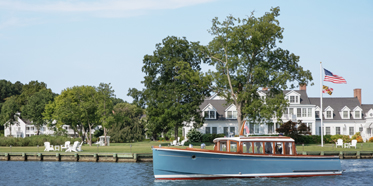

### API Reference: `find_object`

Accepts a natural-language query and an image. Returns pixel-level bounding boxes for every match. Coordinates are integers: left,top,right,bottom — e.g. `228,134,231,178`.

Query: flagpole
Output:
320,62,324,147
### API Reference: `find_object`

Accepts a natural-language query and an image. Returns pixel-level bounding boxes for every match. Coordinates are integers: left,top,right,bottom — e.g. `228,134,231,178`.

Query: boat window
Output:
254,142,263,154
242,142,253,153
230,141,237,152
220,141,227,152
265,142,273,154
275,142,283,154
285,142,293,155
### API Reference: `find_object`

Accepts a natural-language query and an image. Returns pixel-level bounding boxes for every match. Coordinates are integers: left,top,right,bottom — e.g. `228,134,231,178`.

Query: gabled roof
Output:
361,104,373,118
199,100,234,120
309,97,361,120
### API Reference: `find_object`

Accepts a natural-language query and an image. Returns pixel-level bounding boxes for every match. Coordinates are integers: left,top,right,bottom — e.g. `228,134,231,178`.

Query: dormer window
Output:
326,111,332,119
289,96,298,103
204,111,216,119
341,106,351,119
227,111,237,119
343,111,348,119
355,111,360,119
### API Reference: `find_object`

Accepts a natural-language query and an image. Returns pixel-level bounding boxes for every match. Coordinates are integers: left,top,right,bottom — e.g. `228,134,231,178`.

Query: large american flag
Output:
324,69,347,84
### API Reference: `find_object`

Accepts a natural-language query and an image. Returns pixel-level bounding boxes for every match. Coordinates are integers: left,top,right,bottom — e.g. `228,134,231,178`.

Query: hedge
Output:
0,135,82,146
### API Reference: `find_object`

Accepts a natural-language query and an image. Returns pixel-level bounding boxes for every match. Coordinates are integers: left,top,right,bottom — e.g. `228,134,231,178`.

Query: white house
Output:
3,113,76,138
183,86,373,141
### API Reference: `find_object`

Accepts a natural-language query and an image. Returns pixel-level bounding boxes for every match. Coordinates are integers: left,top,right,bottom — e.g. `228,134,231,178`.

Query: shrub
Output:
369,137,373,142
201,134,213,143
356,136,363,143
0,135,81,146
187,129,203,142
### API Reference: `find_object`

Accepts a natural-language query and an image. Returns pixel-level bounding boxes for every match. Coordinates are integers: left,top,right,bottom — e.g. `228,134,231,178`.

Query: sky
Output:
1,0,373,104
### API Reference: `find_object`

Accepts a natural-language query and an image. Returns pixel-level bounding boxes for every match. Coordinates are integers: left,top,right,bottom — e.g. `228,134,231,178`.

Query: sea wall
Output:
0,152,152,162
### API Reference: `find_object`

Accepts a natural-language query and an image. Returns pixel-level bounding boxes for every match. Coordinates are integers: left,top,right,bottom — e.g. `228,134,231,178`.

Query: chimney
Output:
354,88,362,104
299,83,307,91
262,87,268,91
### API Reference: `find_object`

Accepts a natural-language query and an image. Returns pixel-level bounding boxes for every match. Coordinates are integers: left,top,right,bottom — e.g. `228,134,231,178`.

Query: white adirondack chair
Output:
180,139,187,146
172,140,178,146
66,141,80,152
44,142,54,152
336,139,343,148
61,141,70,151
77,141,84,152
350,140,357,149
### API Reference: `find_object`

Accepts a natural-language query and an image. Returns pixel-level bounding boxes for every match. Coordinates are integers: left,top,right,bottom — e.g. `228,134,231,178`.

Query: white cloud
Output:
0,16,42,29
0,0,215,14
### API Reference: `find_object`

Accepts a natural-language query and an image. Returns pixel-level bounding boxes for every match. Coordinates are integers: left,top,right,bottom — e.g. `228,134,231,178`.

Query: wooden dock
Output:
298,151,373,159
0,152,153,162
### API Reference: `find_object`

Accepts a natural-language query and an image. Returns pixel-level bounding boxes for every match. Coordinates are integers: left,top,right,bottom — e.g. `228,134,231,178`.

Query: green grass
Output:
0,141,215,154
2,141,373,154
296,142,373,152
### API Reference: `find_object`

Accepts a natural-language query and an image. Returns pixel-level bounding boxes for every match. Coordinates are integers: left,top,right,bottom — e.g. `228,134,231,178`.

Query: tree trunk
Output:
174,125,178,142
237,103,243,131
104,127,107,146
9,124,12,137
88,124,92,146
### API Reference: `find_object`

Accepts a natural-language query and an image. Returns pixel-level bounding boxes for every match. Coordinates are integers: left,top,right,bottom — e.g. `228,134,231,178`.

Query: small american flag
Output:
324,69,347,84
244,124,250,134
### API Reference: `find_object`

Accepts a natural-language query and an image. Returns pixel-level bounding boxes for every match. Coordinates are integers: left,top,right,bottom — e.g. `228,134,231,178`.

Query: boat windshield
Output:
265,142,273,154
230,141,237,152
242,142,252,153
275,142,283,154
220,141,227,152
254,142,263,154
285,142,293,155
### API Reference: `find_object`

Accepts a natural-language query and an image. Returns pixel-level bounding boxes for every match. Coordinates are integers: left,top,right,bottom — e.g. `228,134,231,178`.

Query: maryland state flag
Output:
322,85,333,95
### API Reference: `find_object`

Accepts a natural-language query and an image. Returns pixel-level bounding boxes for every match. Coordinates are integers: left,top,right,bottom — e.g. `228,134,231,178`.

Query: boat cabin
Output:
213,136,296,155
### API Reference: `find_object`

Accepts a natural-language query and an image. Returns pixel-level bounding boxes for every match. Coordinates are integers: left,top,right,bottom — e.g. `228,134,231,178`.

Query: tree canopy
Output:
206,7,313,129
129,36,211,140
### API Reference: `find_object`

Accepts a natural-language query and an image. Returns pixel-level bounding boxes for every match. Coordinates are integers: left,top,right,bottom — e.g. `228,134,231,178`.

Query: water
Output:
0,160,372,186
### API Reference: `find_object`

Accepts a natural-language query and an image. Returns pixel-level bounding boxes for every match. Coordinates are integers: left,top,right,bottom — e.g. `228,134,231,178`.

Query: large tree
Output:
0,80,23,113
206,7,313,130
0,96,19,136
129,36,211,140
108,102,145,142
22,89,55,135
96,83,115,146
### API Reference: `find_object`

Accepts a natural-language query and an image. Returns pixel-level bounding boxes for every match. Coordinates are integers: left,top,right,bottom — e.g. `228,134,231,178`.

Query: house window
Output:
224,127,228,136
302,108,307,117
43,127,46,131
343,111,348,119
326,127,330,135
230,127,235,136
284,108,288,114
315,111,320,118
268,124,274,133
349,127,354,135
212,127,217,134
308,108,312,117
355,111,361,118
255,125,259,134
290,96,295,103
359,127,363,133
297,108,301,117
250,124,254,134
326,111,332,119
205,127,210,134
336,127,341,135
31,127,34,131
289,108,294,115
227,111,237,119
204,110,216,119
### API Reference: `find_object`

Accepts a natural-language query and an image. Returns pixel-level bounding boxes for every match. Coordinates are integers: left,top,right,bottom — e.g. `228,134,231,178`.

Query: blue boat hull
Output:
153,148,342,180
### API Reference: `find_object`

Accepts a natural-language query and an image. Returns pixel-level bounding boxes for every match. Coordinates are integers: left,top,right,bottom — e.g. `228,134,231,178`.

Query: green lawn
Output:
0,141,215,154
1,141,373,154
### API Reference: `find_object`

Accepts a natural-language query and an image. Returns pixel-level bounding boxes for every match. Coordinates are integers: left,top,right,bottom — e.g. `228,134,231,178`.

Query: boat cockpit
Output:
213,136,296,155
